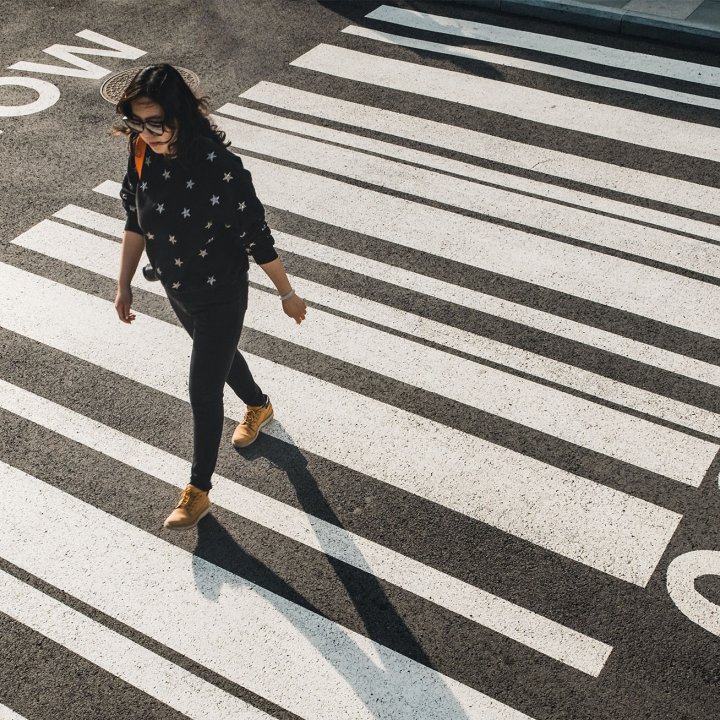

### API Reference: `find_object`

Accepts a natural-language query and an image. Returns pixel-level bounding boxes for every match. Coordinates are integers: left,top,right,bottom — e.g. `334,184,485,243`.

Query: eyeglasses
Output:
122,115,167,136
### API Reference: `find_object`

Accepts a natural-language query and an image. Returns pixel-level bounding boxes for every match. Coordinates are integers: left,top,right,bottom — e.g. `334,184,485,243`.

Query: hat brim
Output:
100,66,201,104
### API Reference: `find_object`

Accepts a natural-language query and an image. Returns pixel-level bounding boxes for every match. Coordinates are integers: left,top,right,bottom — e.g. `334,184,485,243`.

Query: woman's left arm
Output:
218,148,307,324
259,257,307,325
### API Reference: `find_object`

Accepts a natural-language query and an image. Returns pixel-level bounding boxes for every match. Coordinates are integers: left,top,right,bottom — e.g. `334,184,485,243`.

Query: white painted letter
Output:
0,77,60,117
667,550,720,635
8,30,146,79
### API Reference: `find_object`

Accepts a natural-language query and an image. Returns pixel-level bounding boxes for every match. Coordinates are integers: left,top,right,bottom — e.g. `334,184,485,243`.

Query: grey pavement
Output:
462,0,720,47
2,1,720,719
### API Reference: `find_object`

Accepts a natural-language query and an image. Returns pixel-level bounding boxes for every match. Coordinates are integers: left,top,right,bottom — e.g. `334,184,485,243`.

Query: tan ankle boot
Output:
232,399,274,448
163,484,211,530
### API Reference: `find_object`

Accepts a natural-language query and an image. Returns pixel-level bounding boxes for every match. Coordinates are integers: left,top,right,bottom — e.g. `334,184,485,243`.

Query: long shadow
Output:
314,0,505,80
191,424,472,719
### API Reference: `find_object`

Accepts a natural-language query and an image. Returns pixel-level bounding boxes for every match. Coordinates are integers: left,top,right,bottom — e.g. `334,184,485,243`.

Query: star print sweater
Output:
120,134,278,297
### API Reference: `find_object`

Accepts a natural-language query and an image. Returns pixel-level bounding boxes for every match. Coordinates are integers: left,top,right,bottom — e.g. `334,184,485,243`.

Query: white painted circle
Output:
667,550,720,636
0,77,60,117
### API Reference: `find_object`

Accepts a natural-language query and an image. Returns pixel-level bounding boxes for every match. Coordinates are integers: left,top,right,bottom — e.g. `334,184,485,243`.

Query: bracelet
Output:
280,289,295,302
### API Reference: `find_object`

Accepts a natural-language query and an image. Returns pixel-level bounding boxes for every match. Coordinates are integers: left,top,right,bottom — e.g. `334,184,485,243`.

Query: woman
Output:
113,64,307,530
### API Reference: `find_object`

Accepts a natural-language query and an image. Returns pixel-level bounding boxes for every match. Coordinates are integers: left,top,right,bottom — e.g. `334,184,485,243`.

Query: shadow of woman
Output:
189,426,476,719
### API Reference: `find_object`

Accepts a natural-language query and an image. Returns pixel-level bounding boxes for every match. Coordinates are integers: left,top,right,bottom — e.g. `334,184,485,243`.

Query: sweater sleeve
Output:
121,146,143,235
216,148,278,265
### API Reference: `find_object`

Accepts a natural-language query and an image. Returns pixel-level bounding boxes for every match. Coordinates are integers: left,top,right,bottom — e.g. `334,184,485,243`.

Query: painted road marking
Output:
93,183,720,388
240,82,720,217
216,101,720,241
208,156,720,340
0,378,612,675
0,462,537,720
56,201,720,436
667,551,720,637
290,45,720,162
0,77,60,117
0,704,28,720
213,113,720,278
342,25,720,111
364,6,720,87
0,569,273,720
7,30,145,79
0,260,682,584
33,213,720,479
57,202,720,436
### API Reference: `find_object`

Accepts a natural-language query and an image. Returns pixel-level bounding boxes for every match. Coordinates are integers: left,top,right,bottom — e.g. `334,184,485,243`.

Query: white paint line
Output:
253,267,720,441
290,45,720,162
158,151,720,341
213,113,720,278
55,203,128,236
93,179,124,197
0,704,27,720
241,82,720,217
0,569,273,720
55,203,720,437
0,259,682,585
94,182,720,388
215,102,720,242
7,30,146,79
666,551,720,637
243,157,720,340
0,462,537,720
364,6,720,87
341,25,720,111
0,379,612,676
40,211,720,477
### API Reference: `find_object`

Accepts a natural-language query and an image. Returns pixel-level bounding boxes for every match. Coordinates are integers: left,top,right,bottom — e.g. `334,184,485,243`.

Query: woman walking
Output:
112,64,306,530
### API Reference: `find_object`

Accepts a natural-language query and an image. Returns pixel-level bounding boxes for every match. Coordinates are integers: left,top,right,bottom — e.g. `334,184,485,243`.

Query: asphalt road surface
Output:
2,1,720,718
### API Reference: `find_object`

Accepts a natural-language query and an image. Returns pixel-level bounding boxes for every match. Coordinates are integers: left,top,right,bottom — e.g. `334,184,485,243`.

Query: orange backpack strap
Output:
134,136,147,179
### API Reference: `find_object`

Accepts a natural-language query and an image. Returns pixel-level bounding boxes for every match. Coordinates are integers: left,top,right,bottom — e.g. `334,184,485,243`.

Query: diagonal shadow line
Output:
191,425,472,720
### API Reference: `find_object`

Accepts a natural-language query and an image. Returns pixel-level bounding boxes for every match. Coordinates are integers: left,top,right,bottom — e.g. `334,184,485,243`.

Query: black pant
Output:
167,280,265,492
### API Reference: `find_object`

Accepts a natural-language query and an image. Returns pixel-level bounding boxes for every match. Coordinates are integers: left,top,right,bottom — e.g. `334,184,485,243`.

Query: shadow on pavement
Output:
190,422,471,720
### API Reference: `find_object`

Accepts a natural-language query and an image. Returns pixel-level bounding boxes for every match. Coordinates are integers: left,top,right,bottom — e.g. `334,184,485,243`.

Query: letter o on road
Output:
0,77,60,117
667,550,720,636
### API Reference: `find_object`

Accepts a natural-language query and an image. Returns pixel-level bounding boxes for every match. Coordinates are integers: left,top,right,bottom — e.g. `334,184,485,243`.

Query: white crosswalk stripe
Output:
88,186,720,387
363,5,720,86
0,461,535,720
0,379,611,676
341,25,720,110
27,212,718,481
239,82,720,216
2,7,719,720
290,45,720,161
0,259,681,584
216,100,720,240
0,704,28,720
211,113,720,278
0,569,274,720
53,200,720,438
206,156,720,339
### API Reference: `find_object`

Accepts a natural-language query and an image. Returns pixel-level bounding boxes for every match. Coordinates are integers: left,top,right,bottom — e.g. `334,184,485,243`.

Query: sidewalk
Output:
465,0,720,50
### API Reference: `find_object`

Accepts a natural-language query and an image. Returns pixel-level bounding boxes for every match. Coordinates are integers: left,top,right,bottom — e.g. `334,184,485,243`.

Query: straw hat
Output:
100,66,201,104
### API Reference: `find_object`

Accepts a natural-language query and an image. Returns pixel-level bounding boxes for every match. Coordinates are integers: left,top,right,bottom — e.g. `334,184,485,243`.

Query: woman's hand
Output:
115,284,136,324
282,294,307,324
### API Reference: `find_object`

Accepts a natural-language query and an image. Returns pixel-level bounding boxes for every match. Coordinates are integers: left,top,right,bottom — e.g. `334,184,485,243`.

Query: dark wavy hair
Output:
112,63,228,158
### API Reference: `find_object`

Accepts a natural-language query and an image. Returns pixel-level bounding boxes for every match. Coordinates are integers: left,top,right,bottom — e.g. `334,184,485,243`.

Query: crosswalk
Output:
2,5,719,719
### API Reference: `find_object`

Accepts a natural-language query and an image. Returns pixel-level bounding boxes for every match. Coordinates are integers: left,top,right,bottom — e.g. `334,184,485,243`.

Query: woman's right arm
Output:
115,230,145,324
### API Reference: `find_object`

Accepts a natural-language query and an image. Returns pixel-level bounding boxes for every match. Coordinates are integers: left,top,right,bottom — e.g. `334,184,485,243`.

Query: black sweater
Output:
121,135,278,297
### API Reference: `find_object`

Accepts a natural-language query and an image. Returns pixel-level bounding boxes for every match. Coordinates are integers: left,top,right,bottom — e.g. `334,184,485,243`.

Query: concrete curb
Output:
456,0,720,50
